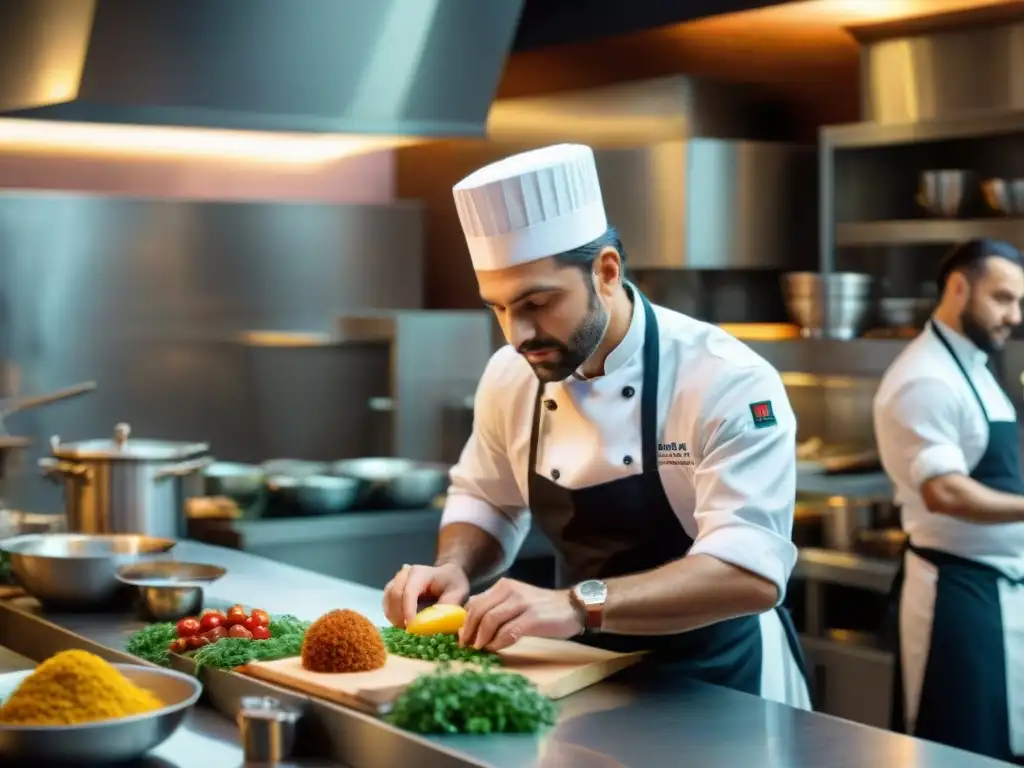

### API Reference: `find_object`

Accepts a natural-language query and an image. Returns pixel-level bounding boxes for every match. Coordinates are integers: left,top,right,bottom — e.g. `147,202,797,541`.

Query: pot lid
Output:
50,423,209,461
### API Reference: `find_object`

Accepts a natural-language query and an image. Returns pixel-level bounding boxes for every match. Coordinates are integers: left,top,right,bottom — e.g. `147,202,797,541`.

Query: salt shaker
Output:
237,696,300,765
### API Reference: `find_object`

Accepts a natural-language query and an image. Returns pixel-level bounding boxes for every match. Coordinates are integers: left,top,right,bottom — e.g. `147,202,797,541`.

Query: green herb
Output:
380,626,502,666
124,614,311,673
125,622,178,667
387,664,557,735
191,615,311,675
268,614,311,637
0,551,11,584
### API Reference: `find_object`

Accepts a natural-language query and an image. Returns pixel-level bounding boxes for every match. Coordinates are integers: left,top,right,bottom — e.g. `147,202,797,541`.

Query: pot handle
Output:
153,456,215,481
38,457,91,483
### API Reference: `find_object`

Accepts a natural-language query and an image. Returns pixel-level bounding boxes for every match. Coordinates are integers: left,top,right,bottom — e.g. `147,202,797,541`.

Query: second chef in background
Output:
383,144,811,709
875,238,1024,763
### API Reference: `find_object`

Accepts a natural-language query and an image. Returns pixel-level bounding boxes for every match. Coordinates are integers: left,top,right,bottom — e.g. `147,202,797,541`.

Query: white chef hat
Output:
452,144,608,272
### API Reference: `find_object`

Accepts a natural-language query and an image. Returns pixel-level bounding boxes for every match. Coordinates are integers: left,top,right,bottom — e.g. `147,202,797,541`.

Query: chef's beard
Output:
519,286,610,383
961,297,1012,354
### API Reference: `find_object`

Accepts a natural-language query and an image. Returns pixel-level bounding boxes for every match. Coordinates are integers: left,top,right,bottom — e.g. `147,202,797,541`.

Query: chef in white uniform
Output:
382,144,811,708
875,238,1024,762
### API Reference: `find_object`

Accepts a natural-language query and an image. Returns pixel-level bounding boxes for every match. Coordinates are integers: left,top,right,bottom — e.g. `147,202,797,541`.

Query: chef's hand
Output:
459,578,583,652
382,562,470,629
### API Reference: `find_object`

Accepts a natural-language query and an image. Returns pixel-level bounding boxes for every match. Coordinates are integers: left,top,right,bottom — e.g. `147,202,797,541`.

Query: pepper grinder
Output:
237,696,300,765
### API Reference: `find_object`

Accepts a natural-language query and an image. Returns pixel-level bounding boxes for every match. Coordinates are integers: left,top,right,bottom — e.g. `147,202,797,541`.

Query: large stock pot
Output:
39,422,212,539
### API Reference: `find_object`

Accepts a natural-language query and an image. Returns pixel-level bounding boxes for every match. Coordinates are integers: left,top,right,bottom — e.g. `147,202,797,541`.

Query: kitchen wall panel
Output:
0,193,421,510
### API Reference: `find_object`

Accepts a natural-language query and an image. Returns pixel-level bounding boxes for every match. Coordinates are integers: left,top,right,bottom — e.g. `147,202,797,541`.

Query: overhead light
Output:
0,119,414,164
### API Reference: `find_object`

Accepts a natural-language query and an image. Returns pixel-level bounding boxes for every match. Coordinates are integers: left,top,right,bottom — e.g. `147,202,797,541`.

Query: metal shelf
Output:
823,108,1024,150
835,219,1024,247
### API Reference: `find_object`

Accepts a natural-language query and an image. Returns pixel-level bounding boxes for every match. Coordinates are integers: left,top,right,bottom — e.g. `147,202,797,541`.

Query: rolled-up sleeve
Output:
875,378,968,489
440,355,530,565
686,363,798,604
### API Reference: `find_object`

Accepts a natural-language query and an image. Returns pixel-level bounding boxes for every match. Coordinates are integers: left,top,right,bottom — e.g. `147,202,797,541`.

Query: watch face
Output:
577,579,607,604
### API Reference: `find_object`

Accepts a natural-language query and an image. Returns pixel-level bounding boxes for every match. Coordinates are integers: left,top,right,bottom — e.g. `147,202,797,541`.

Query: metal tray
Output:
0,599,485,768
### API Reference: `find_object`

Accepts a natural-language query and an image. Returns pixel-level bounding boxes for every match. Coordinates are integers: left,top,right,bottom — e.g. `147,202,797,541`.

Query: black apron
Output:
527,290,810,697
889,320,1024,763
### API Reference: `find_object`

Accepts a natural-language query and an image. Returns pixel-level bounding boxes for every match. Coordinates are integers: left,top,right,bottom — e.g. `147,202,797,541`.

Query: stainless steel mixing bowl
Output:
203,461,266,498
782,272,873,339
878,297,934,329
332,457,450,509
294,474,362,515
0,533,176,609
117,560,226,621
0,663,201,761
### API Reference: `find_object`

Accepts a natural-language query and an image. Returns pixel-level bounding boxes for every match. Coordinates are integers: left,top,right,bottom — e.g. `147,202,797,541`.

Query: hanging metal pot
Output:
39,422,213,539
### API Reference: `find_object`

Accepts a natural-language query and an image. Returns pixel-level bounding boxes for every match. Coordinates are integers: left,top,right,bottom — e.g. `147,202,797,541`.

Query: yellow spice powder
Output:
0,649,164,726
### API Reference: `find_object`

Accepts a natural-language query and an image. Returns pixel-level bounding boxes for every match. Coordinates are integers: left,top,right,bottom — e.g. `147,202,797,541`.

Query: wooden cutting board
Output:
239,637,644,714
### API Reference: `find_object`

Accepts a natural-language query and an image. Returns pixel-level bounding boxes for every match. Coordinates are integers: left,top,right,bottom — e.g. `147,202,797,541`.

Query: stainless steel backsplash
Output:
0,193,425,511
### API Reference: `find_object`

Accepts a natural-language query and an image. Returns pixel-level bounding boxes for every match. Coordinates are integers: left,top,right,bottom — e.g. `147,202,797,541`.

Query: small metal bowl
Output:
0,663,202,761
132,584,204,622
204,461,265,495
260,459,327,479
294,474,361,515
117,561,226,622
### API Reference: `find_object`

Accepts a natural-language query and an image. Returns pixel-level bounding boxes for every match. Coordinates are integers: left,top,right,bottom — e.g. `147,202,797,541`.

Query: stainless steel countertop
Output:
7,540,997,768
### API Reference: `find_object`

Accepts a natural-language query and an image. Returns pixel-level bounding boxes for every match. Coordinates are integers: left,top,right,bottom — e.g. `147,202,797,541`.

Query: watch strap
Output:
570,585,605,632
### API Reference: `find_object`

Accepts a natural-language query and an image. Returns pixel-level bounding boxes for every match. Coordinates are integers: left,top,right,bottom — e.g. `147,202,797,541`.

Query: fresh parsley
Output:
191,617,309,675
125,622,178,666
387,664,557,734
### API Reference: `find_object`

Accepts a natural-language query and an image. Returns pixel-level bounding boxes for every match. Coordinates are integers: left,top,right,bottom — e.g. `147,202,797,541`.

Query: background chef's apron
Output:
889,320,1024,763
527,290,810,696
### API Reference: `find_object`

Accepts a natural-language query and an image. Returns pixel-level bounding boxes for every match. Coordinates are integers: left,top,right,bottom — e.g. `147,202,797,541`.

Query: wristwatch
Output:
570,579,608,633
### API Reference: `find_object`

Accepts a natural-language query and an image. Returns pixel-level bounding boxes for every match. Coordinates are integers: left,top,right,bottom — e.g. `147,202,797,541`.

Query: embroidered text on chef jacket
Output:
874,318,1024,575
441,294,799,601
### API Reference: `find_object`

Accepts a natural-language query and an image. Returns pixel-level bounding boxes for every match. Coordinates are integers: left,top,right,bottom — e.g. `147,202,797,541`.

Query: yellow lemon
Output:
406,604,467,636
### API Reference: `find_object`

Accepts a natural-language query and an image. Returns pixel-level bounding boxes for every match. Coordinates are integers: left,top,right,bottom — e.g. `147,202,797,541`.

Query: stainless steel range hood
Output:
0,0,524,136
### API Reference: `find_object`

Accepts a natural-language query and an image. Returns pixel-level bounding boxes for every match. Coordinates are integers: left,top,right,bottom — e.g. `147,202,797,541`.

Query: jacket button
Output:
623,455,634,466
544,399,558,411
551,469,561,480
621,386,635,398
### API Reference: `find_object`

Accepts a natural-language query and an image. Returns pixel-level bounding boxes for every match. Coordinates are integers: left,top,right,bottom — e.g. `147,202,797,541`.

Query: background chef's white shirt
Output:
874,319,1024,573
441,294,799,601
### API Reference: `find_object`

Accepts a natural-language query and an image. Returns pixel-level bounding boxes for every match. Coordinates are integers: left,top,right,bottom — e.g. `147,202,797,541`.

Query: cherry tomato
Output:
242,616,261,632
168,637,189,654
202,626,227,643
251,625,271,641
250,609,270,627
199,613,223,632
187,635,211,650
226,605,248,626
201,608,225,618
176,617,201,638
228,624,253,639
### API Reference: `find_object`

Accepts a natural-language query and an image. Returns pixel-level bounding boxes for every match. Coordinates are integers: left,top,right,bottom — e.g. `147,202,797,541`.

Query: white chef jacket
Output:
441,294,799,601
873,319,1024,574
